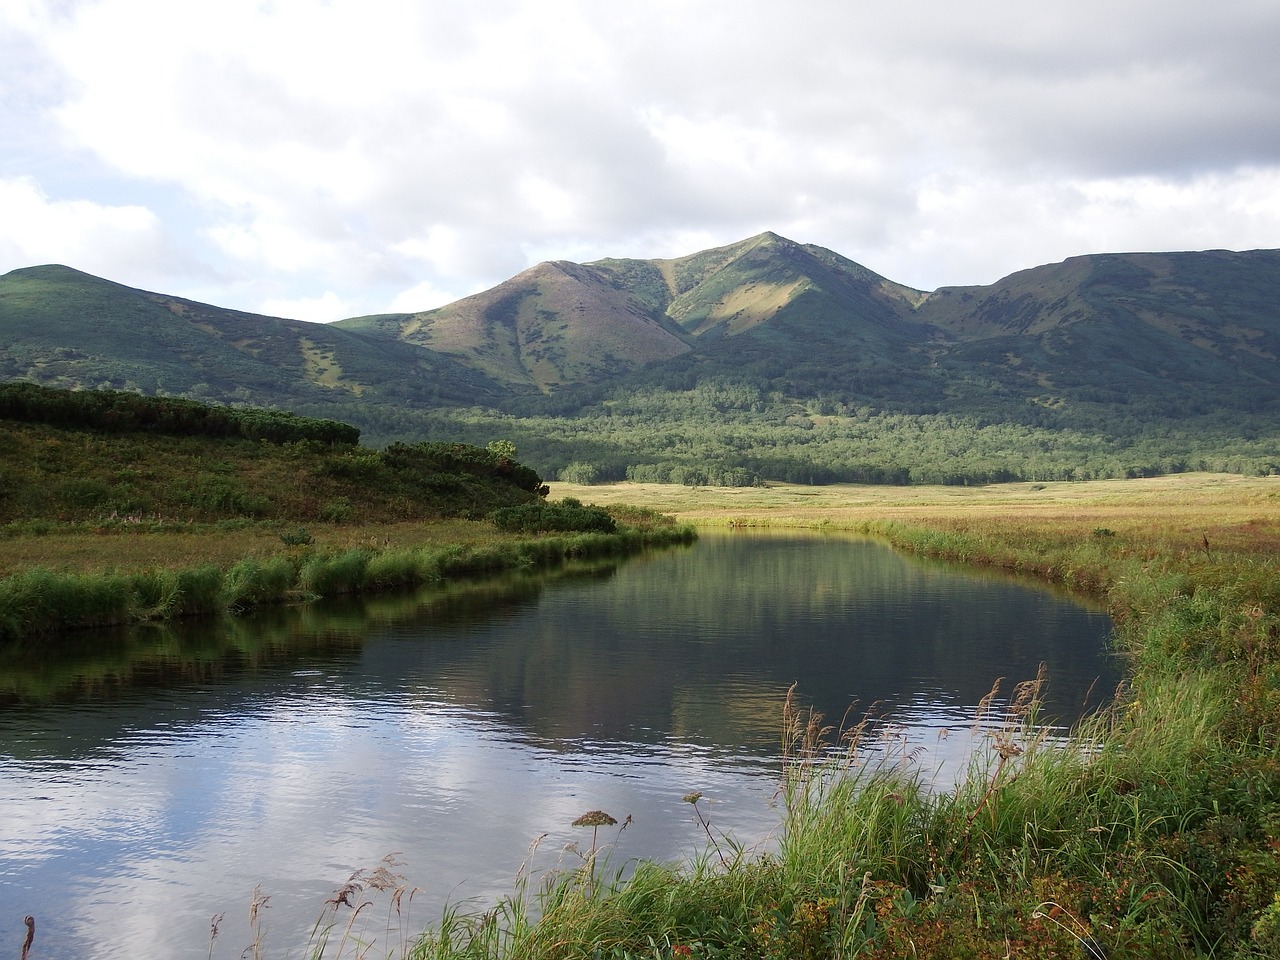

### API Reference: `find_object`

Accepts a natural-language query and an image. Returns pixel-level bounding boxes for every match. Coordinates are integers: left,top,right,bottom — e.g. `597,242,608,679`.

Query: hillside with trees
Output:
3,234,1278,485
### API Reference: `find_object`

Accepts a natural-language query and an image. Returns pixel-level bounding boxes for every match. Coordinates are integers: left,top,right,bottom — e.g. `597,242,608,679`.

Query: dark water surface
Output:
0,531,1119,959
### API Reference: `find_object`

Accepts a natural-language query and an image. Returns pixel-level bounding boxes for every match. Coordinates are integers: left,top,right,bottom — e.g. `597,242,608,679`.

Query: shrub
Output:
319,498,353,523
490,499,617,534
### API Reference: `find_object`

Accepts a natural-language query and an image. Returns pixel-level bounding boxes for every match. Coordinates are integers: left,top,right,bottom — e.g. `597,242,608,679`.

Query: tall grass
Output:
223,557,298,612
0,567,134,639
0,524,696,641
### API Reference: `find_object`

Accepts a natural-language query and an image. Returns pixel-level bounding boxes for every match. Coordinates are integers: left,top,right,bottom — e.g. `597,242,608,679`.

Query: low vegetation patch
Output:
491,498,617,534
0,387,547,526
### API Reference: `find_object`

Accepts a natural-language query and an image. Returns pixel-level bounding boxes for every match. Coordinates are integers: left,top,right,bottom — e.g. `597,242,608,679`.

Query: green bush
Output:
319,497,353,523
0,381,360,445
490,499,617,534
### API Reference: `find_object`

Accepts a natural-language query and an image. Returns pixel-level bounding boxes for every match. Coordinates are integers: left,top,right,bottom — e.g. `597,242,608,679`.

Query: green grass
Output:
0,524,696,642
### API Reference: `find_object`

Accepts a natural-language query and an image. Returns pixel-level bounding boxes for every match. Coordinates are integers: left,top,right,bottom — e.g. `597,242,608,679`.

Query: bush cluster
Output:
0,381,360,445
490,498,617,534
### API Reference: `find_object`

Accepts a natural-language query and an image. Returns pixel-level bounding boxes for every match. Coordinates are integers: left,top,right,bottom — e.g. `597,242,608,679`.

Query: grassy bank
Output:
0,514,695,642
377,476,1279,959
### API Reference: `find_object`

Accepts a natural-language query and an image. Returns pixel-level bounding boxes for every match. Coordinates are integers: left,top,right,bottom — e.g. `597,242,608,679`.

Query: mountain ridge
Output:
3,233,1278,483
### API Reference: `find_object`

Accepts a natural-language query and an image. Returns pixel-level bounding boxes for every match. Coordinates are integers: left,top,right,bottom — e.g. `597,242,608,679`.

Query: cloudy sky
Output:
3,0,1279,322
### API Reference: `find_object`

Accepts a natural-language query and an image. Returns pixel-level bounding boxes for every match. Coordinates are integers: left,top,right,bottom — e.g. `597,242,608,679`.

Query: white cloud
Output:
386,280,468,315
0,175,176,280
258,290,355,324
2,0,1278,314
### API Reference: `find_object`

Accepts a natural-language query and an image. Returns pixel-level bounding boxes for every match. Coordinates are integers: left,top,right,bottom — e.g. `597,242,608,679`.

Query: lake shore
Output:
0,512,694,640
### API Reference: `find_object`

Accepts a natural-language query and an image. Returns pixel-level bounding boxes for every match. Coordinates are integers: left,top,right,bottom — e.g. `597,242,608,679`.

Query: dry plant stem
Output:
956,669,1043,863
1033,901,1108,959
683,792,729,867
246,886,270,960
207,912,223,960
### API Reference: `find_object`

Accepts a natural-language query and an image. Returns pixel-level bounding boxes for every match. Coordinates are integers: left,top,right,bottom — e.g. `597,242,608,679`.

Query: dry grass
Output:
0,519,506,576
551,473,1280,557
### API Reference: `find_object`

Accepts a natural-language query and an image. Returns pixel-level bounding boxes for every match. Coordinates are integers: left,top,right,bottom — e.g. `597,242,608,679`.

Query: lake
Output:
0,530,1120,959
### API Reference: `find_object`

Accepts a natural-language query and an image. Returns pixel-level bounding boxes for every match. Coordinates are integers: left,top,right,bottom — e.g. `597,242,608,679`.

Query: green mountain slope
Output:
916,250,1280,417
338,231,940,402
337,259,691,391
602,232,939,406
0,264,511,413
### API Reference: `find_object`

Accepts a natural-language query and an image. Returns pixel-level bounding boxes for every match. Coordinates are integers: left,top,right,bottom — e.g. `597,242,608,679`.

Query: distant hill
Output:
915,249,1280,418
336,232,935,396
0,263,514,413
3,234,1278,483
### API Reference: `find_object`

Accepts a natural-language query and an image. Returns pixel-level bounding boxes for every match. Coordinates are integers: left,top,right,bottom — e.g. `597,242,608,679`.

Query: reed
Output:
297,548,373,597
0,566,135,638
222,556,297,612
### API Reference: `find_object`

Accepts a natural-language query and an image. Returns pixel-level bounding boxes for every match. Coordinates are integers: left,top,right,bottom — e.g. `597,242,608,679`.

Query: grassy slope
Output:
0,415,694,638
0,419,542,529
0,264,511,414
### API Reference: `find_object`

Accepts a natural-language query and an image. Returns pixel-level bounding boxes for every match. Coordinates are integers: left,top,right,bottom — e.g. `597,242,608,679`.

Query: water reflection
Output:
0,531,1118,960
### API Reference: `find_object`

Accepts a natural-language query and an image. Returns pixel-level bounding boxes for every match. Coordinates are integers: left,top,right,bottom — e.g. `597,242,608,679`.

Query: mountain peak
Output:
4,263,97,283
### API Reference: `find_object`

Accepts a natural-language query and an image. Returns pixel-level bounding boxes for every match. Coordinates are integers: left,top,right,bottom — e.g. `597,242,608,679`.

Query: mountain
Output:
337,258,691,391
335,232,932,393
915,249,1280,416
0,263,512,412
2,234,1278,483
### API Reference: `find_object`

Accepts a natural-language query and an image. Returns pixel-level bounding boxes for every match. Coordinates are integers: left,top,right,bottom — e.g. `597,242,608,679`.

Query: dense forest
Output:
357,378,1280,487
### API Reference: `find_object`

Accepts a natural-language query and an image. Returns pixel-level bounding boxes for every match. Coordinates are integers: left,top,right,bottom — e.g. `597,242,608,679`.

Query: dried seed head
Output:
572,810,617,828
995,738,1024,760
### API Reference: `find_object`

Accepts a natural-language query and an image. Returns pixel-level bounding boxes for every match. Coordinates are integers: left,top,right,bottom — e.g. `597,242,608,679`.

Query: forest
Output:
356,377,1280,487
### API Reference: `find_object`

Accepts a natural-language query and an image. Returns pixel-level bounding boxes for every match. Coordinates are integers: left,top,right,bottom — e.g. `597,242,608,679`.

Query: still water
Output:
0,531,1119,959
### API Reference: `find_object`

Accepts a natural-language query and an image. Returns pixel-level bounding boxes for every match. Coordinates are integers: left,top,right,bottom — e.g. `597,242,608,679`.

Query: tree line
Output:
0,381,361,446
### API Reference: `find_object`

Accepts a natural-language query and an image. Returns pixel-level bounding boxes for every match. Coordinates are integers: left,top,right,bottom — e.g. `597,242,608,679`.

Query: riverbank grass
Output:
0,512,694,641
